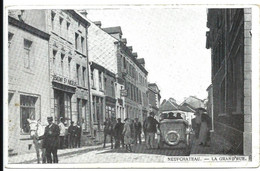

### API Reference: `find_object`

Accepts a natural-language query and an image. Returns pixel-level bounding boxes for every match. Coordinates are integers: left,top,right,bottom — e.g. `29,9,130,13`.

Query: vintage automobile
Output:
157,111,191,149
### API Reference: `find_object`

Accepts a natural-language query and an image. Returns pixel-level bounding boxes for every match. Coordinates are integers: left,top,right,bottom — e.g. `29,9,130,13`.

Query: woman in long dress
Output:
198,113,210,146
123,118,133,152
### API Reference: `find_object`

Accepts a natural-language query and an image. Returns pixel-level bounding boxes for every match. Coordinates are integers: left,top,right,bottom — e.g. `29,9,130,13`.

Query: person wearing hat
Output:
68,121,76,148
134,118,142,144
114,118,124,148
39,116,60,163
198,110,211,146
122,118,133,152
143,112,159,149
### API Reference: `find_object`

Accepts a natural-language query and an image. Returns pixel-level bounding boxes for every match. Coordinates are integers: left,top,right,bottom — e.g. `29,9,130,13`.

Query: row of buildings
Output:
7,9,161,155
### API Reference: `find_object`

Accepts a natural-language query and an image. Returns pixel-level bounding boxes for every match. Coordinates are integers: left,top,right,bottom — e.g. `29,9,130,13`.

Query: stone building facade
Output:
148,83,161,117
206,8,252,155
7,9,92,151
8,13,50,154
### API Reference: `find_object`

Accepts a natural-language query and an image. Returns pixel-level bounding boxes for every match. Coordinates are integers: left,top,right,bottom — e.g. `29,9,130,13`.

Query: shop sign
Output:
53,74,77,87
120,89,128,97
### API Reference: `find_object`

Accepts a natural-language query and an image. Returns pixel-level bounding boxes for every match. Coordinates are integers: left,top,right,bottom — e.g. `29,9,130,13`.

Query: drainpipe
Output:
85,23,93,137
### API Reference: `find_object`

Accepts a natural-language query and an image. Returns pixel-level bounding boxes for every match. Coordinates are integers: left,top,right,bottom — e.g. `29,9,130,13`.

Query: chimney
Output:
127,46,133,52
93,21,102,28
132,52,138,58
121,38,127,45
79,10,88,17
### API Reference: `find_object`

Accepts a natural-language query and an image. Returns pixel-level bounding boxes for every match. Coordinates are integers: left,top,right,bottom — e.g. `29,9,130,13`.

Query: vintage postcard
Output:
3,1,260,169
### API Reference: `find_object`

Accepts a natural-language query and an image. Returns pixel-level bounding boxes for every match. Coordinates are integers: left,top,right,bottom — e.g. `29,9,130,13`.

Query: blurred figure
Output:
198,110,211,147
58,117,66,149
123,118,133,152
114,118,124,148
75,121,82,148
39,117,60,163
68,121,76,148
134,118,142,144
143,112,159,149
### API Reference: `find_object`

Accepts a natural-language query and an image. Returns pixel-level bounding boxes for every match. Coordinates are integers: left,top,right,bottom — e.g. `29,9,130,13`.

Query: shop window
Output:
64,93,72,123
20,95,37,134
23,39,32,69
8,32,14,48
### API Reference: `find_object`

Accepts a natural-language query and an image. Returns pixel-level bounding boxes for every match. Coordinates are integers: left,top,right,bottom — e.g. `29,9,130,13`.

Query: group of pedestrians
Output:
38,117,82,164
108,111,160,152
58,118,82,149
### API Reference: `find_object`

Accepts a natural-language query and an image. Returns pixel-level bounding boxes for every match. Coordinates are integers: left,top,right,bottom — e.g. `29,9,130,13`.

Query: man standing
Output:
68,121,76,148
58,117,66,149
114,118,124,148
39,117,60,163
143,112,159,149
75,121,82,148
134,118,142,144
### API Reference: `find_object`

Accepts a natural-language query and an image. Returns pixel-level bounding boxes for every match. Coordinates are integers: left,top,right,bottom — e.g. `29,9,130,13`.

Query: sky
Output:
86,7,211,103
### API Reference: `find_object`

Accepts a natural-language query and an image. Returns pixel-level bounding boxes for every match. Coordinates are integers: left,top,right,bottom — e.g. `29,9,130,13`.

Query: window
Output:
111,81,115,97
66,22,70,40
20,95,37,133
81,37,84,53
23,39,32,69
76,64,80,86
91,68,95,88
59,17,63,36
51,11,56,31
82,67,86,87
99,71,102,90
68,57,72,78
61,53,65,76
82,100,88,131
64,93,72,122
75,33,79,50
8,32,14,48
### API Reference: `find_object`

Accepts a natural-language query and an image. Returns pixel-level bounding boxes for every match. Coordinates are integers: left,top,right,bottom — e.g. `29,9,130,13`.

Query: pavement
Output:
8,132,232,164
190,132,233,155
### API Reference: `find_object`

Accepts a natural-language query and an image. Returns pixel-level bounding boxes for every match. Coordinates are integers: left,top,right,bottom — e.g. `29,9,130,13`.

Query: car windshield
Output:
160,112,183,120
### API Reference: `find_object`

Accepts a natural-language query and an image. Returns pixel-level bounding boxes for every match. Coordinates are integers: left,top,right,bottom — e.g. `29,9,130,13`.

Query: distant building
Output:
180,96,205,109
148,83,161,117
206,8,252,155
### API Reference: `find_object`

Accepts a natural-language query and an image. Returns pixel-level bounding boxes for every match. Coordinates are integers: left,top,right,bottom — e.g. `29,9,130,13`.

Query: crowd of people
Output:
36,109,211,164
103,111,160,152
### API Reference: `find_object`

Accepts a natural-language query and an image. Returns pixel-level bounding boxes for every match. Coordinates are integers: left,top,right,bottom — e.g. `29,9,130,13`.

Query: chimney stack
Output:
132,52,138,58
127,46,133,52
93,21,102,28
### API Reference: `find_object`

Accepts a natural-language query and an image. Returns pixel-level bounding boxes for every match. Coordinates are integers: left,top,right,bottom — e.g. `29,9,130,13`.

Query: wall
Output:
8,23,50,154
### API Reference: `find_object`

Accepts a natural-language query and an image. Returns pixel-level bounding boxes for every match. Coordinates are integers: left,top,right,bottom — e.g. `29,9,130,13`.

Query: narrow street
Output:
53,143,190,163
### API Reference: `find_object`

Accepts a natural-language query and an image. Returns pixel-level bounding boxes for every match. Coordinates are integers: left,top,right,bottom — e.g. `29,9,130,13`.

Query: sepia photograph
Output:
3,1,260,169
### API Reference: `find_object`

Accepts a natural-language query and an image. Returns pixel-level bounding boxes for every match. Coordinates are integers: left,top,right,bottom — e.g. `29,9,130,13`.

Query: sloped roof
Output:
160,100,179,112
178,103,196,112
102,26,122,34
